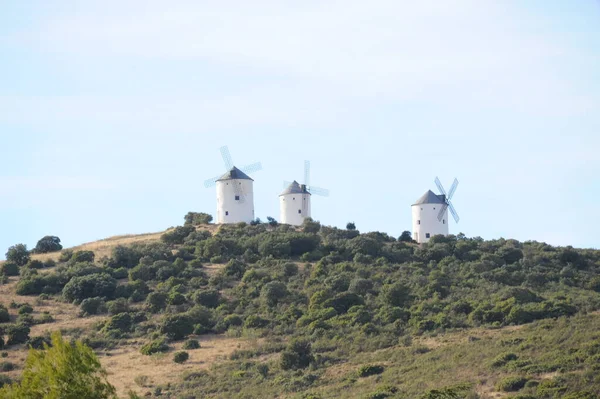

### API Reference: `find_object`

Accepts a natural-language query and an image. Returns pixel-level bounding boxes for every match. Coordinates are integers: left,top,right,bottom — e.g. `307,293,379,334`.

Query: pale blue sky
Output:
1,0,599,258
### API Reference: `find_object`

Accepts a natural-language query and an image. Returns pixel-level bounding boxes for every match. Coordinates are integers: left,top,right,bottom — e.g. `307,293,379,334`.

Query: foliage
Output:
173,351,189,363
5,244,30,266
63,274,117,303
184,212,213,226
182,339,200,350
140,338,169,355
34,236,63,254
357,364,385,377
0,262,20,277
0,331,116,398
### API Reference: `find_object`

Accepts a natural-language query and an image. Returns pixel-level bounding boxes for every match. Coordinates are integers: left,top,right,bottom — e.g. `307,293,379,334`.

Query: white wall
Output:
279,193,311,226
216,179,254,224
411,203,449,243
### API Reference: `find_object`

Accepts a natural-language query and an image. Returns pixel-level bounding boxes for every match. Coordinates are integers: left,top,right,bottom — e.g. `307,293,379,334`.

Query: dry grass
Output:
101,334,255,397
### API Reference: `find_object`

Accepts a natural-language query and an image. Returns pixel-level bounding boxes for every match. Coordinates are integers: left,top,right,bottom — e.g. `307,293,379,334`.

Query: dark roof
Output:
412,190,446,205
280,180,310,196
217,166,254,181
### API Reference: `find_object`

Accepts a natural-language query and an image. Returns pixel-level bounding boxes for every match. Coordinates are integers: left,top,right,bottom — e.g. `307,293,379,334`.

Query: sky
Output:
1,0,599,258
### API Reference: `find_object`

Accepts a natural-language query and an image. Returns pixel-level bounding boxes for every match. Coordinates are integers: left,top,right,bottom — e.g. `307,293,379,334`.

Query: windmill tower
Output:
280,161,329,226
412,177,460,243
204,146,262,224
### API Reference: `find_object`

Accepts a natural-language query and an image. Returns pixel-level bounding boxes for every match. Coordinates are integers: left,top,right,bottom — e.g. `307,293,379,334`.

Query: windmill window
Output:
298,209,301,214
417,220,420,225
433,207,436,210
225,211,229,216
235,195,240,200
426,233,431,238
443,219,445,224
293,197,295,200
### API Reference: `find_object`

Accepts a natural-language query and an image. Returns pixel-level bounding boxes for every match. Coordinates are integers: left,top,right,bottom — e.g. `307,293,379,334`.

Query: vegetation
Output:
2,213,600,398
0,331,116,398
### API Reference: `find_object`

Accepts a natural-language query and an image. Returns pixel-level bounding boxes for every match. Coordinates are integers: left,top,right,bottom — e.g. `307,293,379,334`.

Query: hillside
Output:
1,215,600,399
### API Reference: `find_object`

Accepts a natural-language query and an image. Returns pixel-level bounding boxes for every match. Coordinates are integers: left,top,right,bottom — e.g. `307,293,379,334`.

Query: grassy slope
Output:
2,227,600,398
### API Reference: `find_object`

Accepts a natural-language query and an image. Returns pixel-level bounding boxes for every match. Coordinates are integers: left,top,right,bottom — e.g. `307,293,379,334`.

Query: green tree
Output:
0,331,116,398
5,244,30,266
34,236,63,254
399,231,413,242
346,222,356,230
184,212,213,226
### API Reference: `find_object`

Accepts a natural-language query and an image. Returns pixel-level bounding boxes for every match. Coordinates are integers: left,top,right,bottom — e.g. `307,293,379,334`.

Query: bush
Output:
146,292,168,313
0,362,15,372
140,338,169,355
6,324,30,345
18,304,33,315
491,352,518,368
192,289,221,308
496,376,528,392
161,226,195,245
244,315,269,329
160,314,194,340
34,236,62,253
182,339,200,350
261,281,289,307
184,212,213,226
5,244,30,266
357,364,385,377
173,351,189,363
0,262,19,277
103,313,133,334
381,282,411,307
63,274,117,303
106,298,129,315
280,339,313,370
70,251,95,264
0,305,10,323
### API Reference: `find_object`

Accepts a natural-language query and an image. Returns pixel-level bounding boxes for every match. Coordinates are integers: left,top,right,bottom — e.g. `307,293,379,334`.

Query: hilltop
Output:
1,213,600,399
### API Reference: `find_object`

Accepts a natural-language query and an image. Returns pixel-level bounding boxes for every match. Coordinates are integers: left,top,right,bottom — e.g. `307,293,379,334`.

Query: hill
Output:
0,215,600,398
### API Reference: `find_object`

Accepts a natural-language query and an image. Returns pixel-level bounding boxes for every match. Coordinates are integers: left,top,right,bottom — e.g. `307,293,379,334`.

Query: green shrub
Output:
244,315,269,329
106,298,128,315
5,244,30,266
357,364,385,377
182,339,200,350
6,324,30,345
145,292,168,313
160,314,194,340
34,236,62,254
140,338,169,355
0,262,19,277
491,352,518,368
62,274,117,303
173,351,189,363
0,362,15,372
496,376,528,392
184,212,213,226
192,289,221,308
80,297,106,316
0,305,9,323
280,339,313,370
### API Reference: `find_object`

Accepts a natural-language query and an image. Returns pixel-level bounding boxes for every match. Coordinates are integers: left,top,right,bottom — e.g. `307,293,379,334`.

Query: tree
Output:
34,236,63,254
184,212,213,226
266,216,278,227
280,338,313,370
381,282,411,307
399,231,413,242
261,281,289,307
346,222,356,230
0,262,19,277
0,331,116,398
62,274,117,303
5,244,30,266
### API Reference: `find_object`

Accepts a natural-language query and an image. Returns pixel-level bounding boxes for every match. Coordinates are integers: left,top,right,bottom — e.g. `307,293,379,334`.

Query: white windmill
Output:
204,146,262,224
280,161,329,226
411,177,460,243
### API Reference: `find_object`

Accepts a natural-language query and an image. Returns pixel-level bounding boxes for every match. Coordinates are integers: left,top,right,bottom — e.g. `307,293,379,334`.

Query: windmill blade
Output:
437,203,448,222
220,145,234,170
204,175,221,188
304,160,311,186
434,176,447,196
240,162,262,175
308,186,330,197
447,178,459,200
448,201,460,223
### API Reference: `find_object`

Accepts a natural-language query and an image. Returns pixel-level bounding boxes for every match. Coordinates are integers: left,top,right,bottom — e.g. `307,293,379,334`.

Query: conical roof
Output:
280,180,310,196
412,190,446,205
217,166,253,181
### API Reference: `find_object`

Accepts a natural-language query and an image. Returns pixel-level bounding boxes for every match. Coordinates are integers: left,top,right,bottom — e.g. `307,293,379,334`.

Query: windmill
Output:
283,160,330,197
434,176,460,223
279,161,329,225
204,145,262,204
